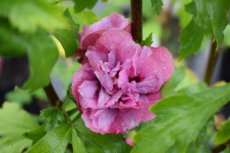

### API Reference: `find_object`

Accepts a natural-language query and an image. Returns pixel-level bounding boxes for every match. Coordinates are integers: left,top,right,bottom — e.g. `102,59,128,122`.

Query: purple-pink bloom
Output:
75,13,130,62
72,28,174,134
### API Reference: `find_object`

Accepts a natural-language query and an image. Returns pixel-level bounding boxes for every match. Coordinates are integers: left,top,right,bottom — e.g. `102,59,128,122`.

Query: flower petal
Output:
96,29,140,63
136,76,160,94
94,70,113,92
136,46,174,87
98,88,110,107
80,13,129,48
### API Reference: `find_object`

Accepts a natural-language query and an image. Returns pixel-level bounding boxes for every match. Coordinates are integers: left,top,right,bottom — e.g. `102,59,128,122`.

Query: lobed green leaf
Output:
40,107,65,131
28,124,71,153
141,33,153,46
178,0,230,58
0,102,39,153
179,18,204,59
132,84,230,153
74,0,98,13
151,0,163,14
74,119,131,153
72,128,88,153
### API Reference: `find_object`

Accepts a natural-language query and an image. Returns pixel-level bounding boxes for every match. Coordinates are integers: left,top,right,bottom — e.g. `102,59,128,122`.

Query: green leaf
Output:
179,18,204,59
26,126,46,145
0,0,67,33
131,84,230,153
0,102,38,135
222,148,230,153
0,18,59,91
22,30,59,91
28,124,71,153
141,33,153,46
74,119,131,153
54,10,79,57
62,97,80,121
0,18,27,56
193,0,230,46
5,88,32,105
73,10,99,26
179,0,230,58
51,58,81,99
5,88,47,106
161,65,205,97
0,136,32,153
74,0,98,13
40,107,65,131
214,118,230,145
151,0,163,14
72,128,88,153
223,24,230,47
0,102,38,153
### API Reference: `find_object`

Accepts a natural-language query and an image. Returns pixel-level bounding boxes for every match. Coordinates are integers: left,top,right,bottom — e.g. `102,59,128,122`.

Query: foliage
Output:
54,10,79,57
73,119,131,153
1,0,230,153
214,118,230,145
0,0,68,33
151,0,163,14
178,17,204,59
141,33,153,46
27,124,72,153
223,24,230,47
179,0,230,58
72,128,88,153
40,108,65,131
0,0,79,91
5,88,47,106
23,97,131,153
0,17,59,91
132,84,230,153
222,148,230,153
74,0,98,13
161,65,206,97
51,58,81,99
22,29,59,91
0,102,39,153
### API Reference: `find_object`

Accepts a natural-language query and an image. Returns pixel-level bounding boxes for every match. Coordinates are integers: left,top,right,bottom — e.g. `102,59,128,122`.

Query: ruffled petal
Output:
83,109,118,134
78,80,98,98
72,64,95,111
109,109,142,134
94,70,113,92
85,49,107,70
98,88,110,107
136,76,160,94
139,92,161,121
136,46,174,87
95,29,140,63
80,13,129,48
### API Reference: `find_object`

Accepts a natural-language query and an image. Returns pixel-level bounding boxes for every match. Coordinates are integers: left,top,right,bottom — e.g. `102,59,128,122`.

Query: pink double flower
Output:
72,13,174,134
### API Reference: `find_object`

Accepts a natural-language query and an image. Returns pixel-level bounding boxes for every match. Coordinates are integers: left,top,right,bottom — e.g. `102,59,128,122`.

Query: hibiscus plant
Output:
0,0,230,153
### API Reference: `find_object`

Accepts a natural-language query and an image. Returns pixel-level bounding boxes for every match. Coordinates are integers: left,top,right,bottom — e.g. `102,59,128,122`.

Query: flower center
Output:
129,76,141,83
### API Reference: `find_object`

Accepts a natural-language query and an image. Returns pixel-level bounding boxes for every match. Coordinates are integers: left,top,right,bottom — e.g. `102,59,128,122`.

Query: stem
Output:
212,143,227,153
205,39,226,153
204,39,219,84
130,0,143,42
44,83,59,107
